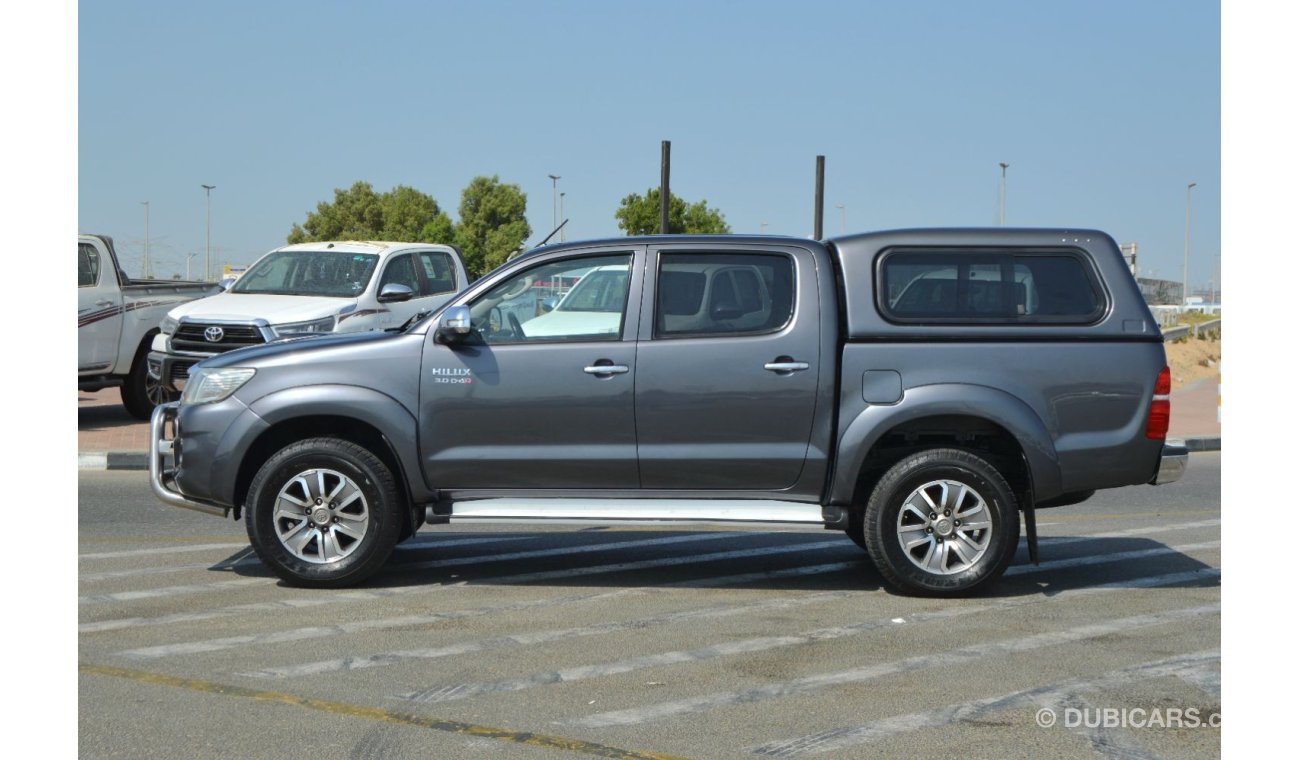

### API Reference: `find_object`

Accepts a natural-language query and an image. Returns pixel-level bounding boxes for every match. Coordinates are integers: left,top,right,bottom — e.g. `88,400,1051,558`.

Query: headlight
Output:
270,316,336,338
181,367,256,405
160,315,179,335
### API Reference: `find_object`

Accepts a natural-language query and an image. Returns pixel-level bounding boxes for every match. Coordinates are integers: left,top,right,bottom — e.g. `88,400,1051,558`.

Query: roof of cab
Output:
273,240,456,256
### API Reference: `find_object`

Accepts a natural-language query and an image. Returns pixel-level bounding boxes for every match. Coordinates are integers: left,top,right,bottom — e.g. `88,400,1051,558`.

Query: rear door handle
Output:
584,364,630,375
764,361,809,372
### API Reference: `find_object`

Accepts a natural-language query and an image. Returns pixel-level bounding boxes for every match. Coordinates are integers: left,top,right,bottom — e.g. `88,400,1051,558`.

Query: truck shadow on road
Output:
217,530,1220,599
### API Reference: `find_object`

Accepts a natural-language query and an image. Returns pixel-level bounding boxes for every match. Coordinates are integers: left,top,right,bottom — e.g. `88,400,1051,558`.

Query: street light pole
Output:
998,162,1009,225
836,204,845,234
547,174,560,238
186,252,197,280
201,184,216,281
1183,182,1196,307
559,192,566,242
141,201,150,279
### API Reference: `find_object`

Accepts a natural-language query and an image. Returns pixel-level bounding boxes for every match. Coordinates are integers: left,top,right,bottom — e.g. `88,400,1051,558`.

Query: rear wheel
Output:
846,508,867,551
245,438,402,588
863,448,1019,596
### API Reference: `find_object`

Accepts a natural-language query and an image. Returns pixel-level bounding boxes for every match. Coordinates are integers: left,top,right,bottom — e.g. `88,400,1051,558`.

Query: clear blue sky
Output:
79,0,1220,288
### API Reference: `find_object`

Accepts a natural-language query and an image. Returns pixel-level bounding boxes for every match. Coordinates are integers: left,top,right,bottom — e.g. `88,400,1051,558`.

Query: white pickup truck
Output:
78,234,217,419
148,240,469,394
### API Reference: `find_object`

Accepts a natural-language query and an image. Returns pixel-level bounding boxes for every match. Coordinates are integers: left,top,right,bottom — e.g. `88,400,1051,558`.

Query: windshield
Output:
231,251,379,297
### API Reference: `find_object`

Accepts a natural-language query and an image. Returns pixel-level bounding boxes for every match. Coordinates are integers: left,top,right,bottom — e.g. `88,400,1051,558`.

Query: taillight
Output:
1146,366,1171,440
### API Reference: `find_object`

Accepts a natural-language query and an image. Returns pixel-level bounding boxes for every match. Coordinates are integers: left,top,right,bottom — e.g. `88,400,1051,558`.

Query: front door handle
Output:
764,360,810,373
584,364,630,375
95,299,115,307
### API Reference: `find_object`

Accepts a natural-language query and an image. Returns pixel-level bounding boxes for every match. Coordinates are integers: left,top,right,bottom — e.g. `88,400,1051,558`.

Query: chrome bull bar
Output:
149,402,230,518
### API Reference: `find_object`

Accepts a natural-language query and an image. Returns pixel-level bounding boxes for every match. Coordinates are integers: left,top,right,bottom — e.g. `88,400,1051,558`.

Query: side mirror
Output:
437,305,473,341
218,277,236,291
378,283,414,303
711,302,743,321
540,297,558,314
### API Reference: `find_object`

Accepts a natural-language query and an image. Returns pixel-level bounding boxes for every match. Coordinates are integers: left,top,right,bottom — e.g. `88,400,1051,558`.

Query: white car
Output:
519,264,628,338
149,240,468,391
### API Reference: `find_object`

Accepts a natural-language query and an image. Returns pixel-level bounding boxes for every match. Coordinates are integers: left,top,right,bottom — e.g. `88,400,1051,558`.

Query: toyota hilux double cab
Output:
149,228,1187,596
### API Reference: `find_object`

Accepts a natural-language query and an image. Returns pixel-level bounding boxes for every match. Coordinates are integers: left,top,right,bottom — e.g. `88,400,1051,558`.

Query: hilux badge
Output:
431,367,472,384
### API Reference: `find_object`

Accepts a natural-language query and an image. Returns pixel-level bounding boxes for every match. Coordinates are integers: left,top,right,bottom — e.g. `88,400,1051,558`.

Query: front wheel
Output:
120,348,176,420
245,438,403,588
863,448,1020,596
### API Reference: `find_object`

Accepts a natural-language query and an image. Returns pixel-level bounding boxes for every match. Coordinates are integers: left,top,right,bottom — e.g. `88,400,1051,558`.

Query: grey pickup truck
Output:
149,228,1187,595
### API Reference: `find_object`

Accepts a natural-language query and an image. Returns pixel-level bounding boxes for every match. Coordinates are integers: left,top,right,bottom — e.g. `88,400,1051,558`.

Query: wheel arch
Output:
234,385,432,536
232,414,422,539
831,383,1063,509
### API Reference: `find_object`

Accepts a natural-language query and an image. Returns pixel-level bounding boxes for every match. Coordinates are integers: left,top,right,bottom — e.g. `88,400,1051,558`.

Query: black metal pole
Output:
814,155,825,239
660,140,671,234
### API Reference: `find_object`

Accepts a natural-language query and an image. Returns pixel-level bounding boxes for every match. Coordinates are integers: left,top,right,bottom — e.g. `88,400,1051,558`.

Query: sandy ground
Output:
1166,336,1221,390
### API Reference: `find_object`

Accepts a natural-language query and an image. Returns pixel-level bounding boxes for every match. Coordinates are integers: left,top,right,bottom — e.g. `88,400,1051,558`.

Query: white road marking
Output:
570,602,1220,728
116,589,641,659
79,543,247,560
241,591,854,679
1005,541,1220,576
116,541,850,659
78,535,532,582
1037,518,1220,544
78,579,265,605
748,651,1220,756
398,565,1219,707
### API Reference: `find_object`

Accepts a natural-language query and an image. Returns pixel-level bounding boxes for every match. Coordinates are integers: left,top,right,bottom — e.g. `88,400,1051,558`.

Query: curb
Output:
77,436,1223,471
79,452,149,471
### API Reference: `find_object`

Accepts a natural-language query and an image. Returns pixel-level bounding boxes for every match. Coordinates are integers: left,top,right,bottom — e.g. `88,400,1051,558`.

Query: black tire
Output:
245,438,403,588
863,448,1020,596
120,343,176,420
846,508,868,551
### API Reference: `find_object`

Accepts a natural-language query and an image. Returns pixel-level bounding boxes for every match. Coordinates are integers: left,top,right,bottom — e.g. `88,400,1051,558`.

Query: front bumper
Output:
1150,441,1189,485
149,402,230,517
148,351,208,393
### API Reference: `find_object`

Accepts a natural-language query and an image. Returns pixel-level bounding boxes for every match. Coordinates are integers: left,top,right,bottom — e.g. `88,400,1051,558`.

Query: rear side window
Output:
879,249,1104,324
655,252,794,338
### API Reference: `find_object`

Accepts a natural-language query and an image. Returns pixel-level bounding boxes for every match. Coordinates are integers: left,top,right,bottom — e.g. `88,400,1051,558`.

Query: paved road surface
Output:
79,456,1221,759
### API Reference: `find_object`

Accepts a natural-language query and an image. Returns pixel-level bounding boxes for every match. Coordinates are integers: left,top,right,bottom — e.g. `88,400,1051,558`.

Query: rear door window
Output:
654,253,794,338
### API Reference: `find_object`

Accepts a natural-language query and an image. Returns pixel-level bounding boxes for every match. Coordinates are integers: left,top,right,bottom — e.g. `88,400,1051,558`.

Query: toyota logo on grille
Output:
204,326,225,342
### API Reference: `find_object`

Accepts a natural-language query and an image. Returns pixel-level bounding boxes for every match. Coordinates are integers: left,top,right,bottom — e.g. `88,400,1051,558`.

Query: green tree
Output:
614,187,731,235
453,175,531,277
287,181,456,245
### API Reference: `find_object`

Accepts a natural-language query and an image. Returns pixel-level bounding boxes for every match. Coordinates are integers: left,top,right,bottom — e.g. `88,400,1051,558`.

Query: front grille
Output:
173,323,266,354
170,359,197,390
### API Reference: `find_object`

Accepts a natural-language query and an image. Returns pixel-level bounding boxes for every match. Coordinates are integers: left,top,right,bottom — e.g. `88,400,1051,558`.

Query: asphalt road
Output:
79,455,1221,759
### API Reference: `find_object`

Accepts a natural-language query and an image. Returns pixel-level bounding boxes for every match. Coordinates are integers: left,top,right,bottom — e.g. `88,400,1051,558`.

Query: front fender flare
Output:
830,383,1062,505
241,384,431,501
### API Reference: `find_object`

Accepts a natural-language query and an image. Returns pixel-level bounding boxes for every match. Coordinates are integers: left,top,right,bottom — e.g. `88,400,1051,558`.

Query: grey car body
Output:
150,228,1186,595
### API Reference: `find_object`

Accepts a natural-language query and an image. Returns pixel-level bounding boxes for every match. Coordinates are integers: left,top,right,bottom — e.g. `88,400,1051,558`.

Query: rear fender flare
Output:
830,383,1062,505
